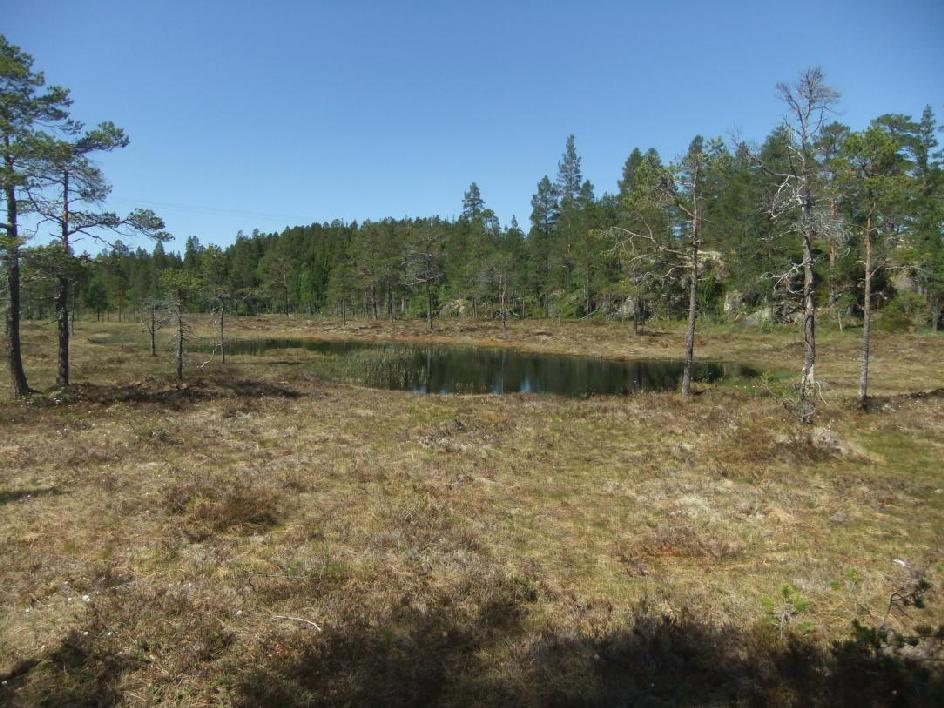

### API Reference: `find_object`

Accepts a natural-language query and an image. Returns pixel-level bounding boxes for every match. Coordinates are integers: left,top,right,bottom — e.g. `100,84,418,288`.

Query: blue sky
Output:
7,0,944,250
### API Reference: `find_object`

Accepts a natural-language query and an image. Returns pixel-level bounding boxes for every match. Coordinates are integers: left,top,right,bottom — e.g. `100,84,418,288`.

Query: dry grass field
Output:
1,315,942,705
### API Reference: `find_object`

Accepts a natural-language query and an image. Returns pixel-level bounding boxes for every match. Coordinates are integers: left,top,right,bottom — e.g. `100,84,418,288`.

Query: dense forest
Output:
3,32,943,409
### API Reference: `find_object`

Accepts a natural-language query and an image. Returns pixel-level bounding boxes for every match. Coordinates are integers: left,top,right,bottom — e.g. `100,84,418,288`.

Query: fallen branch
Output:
272,614,323,632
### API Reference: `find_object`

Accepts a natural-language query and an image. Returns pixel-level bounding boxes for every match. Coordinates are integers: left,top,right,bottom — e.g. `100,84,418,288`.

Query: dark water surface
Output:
201,337,757,397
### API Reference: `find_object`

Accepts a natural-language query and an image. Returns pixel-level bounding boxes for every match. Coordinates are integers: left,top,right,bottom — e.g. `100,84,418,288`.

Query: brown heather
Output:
1,316,942,705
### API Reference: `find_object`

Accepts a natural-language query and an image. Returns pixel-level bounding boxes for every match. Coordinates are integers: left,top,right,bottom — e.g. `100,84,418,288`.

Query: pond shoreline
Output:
189,335,759,396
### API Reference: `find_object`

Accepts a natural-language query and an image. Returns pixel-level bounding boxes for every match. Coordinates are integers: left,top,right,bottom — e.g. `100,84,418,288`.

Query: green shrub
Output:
877,291,927,332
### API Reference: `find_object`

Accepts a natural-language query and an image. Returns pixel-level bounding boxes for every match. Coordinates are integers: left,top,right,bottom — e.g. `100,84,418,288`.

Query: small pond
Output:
195,338,757,397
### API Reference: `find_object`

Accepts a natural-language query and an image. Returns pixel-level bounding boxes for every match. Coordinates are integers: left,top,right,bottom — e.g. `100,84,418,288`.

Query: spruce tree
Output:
556,134,583,204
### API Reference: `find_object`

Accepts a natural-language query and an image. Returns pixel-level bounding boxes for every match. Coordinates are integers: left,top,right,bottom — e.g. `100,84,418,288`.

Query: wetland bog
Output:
1,316,943,705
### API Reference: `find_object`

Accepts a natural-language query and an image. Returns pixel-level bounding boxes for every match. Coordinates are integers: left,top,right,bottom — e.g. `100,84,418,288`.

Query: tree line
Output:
44,113,943,331
3,34,943,416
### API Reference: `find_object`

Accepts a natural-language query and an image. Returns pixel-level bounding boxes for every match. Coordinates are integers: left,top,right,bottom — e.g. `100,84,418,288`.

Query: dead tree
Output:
767,68,840,422
139,297,169,357
159,271,201,387
478,252,513,330
497,268,509,330
172,305,187,385
217,295,227,364
403,228,444,332
204,292,236,365
201,245,233,364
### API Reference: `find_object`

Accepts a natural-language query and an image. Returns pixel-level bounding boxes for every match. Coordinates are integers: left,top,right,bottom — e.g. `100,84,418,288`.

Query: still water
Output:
202,338,756,397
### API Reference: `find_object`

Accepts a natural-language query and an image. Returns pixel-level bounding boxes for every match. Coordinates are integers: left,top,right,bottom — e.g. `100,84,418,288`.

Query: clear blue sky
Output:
7,0,944,251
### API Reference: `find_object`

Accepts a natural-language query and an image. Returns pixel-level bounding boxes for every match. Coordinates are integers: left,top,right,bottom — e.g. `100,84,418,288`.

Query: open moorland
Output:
1,316,942,706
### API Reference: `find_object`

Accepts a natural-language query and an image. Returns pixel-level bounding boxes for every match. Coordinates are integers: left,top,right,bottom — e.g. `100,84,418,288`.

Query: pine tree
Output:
28,122,165,385
841,122,916,405
160,270,202,386
461,182,484,222
0,34,72,397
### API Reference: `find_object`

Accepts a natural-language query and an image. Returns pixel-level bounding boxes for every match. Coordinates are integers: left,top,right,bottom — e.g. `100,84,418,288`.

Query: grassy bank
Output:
1,316,942,705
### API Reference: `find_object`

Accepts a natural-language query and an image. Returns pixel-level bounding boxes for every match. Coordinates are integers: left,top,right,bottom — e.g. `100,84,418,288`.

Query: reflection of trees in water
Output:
353,345,750,396
197,338,756,396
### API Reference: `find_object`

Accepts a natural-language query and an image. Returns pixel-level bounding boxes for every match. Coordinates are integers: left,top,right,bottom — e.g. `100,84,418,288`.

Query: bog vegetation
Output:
1,34,943,706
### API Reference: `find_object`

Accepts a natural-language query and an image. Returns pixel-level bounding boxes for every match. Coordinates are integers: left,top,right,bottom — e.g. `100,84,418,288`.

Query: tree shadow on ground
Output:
216,378,302,399
0,630,136,707
632,329,670,338
0,486,60,506
235,599,943,707
864,388,944,412
2,588,940,706
34,377,301,410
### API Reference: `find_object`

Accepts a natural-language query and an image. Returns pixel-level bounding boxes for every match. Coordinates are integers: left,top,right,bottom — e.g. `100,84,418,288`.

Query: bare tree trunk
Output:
775,69,836,423
829,243,839,315
219,306,225,364
55,276,69,386
828,196,840,326
4,180,29,399
175,311,184,387
858,212,873,408
55,171,70,387
500,276,507,330
681,223,700,397
584,272,591,317
149,307,157,357
799,186,817,424
425,283,433,332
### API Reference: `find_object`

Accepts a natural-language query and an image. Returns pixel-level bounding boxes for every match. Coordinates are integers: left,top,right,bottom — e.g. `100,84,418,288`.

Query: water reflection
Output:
200,338,756,397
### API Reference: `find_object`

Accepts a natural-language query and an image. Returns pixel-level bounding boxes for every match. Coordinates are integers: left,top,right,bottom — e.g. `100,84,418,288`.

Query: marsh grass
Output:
0,316,942,705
